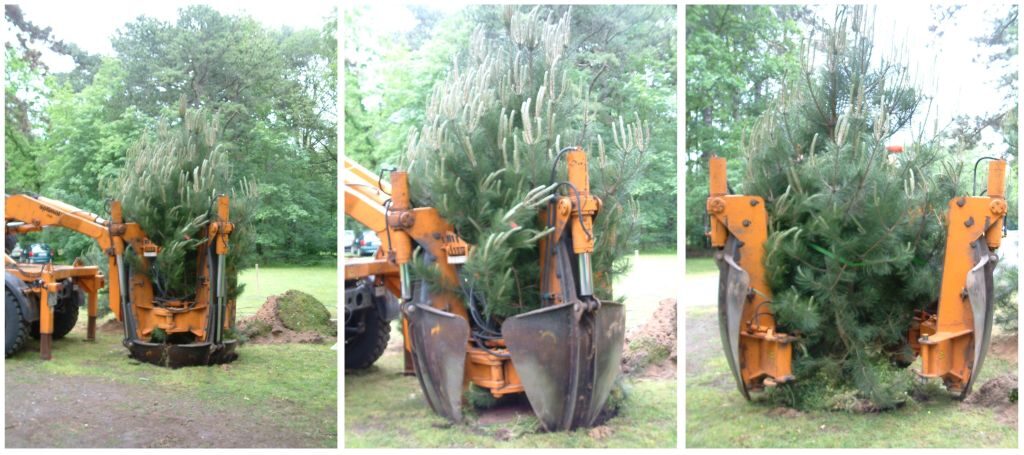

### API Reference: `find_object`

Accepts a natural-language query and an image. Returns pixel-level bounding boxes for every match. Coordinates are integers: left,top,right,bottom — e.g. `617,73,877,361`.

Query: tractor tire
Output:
5,288,30,358
345,303,390,369
31,289,82,340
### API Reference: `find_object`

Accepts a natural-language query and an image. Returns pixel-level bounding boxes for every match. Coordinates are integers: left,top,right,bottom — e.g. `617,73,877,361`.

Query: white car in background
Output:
344,230,356,255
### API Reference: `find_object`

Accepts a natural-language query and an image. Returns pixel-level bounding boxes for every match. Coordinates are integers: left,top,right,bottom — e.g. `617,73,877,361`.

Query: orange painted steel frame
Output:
914,160,1007,392
343,148,598,398
706,156,794,391
344,157,521,395
5,194,234,359
344,157,523,396
4,257,104,359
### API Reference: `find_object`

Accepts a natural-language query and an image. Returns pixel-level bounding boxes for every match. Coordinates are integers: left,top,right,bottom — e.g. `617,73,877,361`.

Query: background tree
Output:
684,5,807,252
4,6,337,265
345,4,676,250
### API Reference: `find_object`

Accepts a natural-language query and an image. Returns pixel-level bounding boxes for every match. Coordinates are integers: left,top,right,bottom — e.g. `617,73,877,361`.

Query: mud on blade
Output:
405,302,470,422
503,300,625,431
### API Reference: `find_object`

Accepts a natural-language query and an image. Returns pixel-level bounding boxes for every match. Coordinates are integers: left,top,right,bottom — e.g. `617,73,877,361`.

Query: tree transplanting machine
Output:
344,147,625,431
706,155,1008,399
5,193,238,368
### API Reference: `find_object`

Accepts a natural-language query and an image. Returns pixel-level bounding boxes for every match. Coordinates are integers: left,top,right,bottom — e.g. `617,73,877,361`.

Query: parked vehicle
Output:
352,230,380,256
344,230,356,254
24,243,53,264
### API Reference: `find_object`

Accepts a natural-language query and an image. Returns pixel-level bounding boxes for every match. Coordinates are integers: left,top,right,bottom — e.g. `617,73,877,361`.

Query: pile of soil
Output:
237,290,337,344
962,374,1018,427
622,298,677,379
99,318,123,333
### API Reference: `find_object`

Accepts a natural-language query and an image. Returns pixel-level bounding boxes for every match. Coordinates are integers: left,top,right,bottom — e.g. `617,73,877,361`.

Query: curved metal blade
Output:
583,301,626,425
961,237,998,398
715,235,751,399
503,300,625,431
127,340,238,368
405,302,469,422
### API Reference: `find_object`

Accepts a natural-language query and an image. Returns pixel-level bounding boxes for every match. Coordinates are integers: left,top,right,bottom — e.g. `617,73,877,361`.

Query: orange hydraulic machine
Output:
706,156,1008,400
5,193,238,367
705,156,795,399
910,158,1008,397
344,147,624,431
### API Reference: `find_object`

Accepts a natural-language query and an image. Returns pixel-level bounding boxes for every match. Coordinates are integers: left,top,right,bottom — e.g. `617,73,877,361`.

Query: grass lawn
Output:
685,257,716,276
345,345,676,448
685,307,1018,448
7,326,337,447
614,253,679,330
237,265,337,317
344,253,678,448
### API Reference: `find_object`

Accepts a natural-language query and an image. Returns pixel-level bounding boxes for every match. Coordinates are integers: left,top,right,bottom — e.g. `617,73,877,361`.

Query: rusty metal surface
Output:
127,340,238,368
716,235,751,400
405,302,469,422
961,236,997,398
503,300,625,431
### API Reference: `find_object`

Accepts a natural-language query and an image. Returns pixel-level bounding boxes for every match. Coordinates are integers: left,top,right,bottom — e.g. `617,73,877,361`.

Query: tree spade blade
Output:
405,303,469,422
961,237,998,398
716,235,751,399
504,300,625,431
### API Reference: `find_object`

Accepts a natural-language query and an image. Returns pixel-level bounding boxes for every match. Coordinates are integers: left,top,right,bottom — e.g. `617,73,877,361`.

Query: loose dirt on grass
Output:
622,298,677,379
6,319,337,448
962,374,1018,427
99,318,123,333
686,306,1019,447
238,290,337,344
5,367,319,448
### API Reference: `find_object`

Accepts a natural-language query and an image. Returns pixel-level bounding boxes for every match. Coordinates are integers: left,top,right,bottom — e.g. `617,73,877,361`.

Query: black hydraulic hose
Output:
376,167,395,196
461,277,502,336
472,333,511,358
973,156,1001,196
383,199,395,257
548,146,578,187
556,181,594,241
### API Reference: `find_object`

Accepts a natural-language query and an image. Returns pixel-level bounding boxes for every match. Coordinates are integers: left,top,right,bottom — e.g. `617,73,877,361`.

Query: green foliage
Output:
994,265,1018,332
4,47,47,194
108,109,257,299
464,383,500,410
747,7,960,410
684,5,806,250
346,5,676,250
5,6,336,265
405,6,650,318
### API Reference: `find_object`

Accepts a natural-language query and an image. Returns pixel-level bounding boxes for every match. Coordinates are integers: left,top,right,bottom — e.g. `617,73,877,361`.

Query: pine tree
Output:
108,107,257,300
406,6,649,319
743,6,962,410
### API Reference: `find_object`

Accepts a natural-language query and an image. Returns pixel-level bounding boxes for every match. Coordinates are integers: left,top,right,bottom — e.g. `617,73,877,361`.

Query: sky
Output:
348,3,1016,153
865,3,1016,151
16,2,1018,153
14,0,334,71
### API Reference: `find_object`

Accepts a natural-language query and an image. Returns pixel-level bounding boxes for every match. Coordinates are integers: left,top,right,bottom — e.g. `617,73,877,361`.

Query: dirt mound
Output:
964,374,1017,407
766,407,804,418
237,290,336,344
98,318,123,333
962,374,1018,427
622,298,677,378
